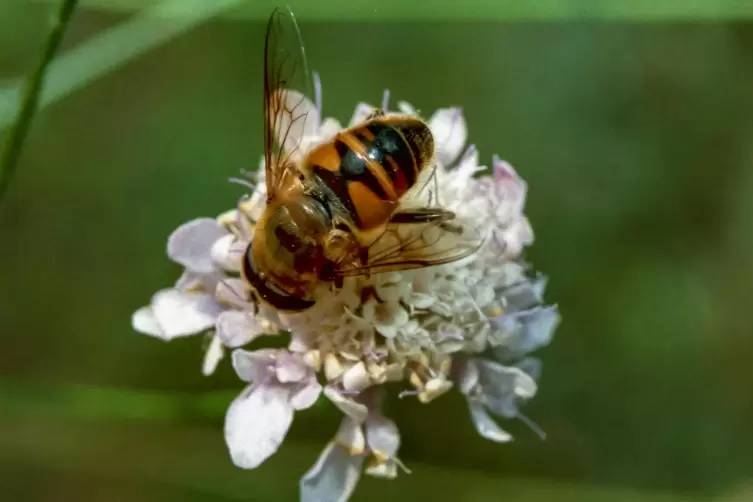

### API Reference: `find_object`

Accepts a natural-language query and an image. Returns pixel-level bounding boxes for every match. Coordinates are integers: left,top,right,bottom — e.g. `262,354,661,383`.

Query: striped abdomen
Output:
305,117,435,230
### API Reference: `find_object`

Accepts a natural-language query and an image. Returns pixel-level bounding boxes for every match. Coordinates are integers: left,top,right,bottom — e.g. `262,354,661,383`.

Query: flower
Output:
225,348,322,468
132,73,560,501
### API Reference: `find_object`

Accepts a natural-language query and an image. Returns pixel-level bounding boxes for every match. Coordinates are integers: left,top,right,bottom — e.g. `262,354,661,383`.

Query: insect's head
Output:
256,195,333,282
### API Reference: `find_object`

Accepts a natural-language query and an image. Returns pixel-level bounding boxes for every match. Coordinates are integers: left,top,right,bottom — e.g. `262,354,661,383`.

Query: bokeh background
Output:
2,1,753,501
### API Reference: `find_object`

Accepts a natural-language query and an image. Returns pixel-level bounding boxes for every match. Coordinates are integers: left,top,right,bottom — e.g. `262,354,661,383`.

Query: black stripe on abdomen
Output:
360,123,417,187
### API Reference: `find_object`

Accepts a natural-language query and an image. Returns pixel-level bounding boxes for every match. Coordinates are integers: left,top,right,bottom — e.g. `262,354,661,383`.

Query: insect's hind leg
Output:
390,208,464,234
389,208,455,224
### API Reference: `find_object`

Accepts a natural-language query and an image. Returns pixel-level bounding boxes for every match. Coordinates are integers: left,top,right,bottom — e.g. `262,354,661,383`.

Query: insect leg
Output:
389,208,455,225
365,108,386,121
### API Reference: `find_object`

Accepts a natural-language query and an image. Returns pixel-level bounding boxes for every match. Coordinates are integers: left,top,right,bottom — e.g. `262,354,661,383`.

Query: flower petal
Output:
477,359,537,399
504,276,548,313
167,218,227,274
454,357,480,395
216,310,266,348
210,234,245,272
231,348,276,383
516,357,542,382
224,384,294,469
215,278,251,309
466,399,513,443
318,117,343,140
428,107,467,166
492,156,523,185
365,413,400,459
202,334,225,376
147,289,222,340
336,416,366,454
348,102,376,127
493,305,560,359
131,306,163,337
300,442,364,502
276,351,310,383
323,386,369,424
397,101,418,116
342,362,371,392
290,378,323,410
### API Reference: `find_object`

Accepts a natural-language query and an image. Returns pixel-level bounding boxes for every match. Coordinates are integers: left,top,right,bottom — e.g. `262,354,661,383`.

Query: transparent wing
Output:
263,6,314,200
334,213,484,278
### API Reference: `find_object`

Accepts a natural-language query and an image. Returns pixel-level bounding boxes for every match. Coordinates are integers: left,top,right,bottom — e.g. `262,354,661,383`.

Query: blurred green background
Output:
2,1,753,501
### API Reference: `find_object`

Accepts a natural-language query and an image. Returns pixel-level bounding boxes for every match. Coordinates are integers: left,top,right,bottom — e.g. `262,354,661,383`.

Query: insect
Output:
242,6,482,312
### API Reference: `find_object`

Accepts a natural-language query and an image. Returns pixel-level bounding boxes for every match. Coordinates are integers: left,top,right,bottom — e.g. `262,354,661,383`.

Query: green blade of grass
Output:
29,0,753,20
0,0,78,203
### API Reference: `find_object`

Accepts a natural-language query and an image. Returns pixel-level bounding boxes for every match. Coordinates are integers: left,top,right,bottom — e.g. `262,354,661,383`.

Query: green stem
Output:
0,0,79,204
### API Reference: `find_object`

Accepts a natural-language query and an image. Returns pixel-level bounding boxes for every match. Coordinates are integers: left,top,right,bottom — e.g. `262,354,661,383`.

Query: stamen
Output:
516,412,547,441
228,177,256,191
381,88,390,112
398,389,419,399
313,71,323,118
393,457,412,474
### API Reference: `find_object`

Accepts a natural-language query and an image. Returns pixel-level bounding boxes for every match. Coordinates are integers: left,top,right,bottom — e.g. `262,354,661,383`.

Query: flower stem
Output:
0,0,79,204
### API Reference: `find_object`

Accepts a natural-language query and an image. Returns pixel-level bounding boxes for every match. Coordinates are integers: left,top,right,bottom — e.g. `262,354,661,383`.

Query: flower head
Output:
132,75,559,501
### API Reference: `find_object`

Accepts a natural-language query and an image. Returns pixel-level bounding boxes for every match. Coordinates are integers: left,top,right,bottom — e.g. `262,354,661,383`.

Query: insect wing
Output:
335,215,484,278
263,7,315,200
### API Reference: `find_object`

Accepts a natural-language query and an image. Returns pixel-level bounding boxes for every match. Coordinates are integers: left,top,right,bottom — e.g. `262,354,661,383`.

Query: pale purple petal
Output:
397,101,418,116
454,357,480,395
318,117,342,141
335,417,366,454
210,234,245,272
215,278,251,309
469,359,538,419
517,305,559,352
428,107,467,166
500,218,534,258
276,352,310,383
348,103,376,127
467,400,512,443
174,270,206,291
131,306,162,337
231,349,277,383
503,276,548,313
323,386,368,424
290,378,323,410
147,289,222,340
365,414,400,459
516,357,542,382
216,310,267,348
167,218,227,274
224,384,294,469
492,155,523,185
202,335,225,376
300,442,364,502
492,305,560,358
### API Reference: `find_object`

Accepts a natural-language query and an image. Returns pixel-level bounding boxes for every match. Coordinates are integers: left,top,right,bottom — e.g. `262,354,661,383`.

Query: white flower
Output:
225,349,322,469
455,357,541,443
132,73,559,501
300,390,406,502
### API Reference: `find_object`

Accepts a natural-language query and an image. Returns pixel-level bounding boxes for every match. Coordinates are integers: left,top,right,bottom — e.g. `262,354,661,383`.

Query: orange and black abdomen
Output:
306,118,434,230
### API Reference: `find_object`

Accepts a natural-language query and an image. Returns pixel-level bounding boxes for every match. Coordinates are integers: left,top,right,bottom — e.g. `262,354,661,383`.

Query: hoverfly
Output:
242,7,482,312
